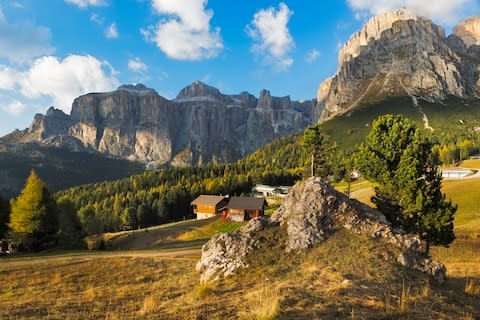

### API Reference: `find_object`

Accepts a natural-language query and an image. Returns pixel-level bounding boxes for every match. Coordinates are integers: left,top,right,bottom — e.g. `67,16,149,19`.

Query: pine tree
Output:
56,197,83,248
9,170,58,250
0,195,10,239
355,115,456,252
303,125,331,178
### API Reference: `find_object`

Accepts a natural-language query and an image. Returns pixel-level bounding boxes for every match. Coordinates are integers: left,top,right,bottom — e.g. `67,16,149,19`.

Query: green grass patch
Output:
177,218,245,241
442,179,480,235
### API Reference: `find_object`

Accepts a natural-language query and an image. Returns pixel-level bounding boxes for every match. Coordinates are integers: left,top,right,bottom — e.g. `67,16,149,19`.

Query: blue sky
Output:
0,0,479,136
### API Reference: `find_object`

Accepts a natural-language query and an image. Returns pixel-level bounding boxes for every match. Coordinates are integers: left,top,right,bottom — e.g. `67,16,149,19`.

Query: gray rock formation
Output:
317,9,480,121
1,81,314,165
196,178,446,282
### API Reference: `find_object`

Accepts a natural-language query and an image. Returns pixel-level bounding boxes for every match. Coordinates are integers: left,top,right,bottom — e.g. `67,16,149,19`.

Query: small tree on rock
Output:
303,125,332,178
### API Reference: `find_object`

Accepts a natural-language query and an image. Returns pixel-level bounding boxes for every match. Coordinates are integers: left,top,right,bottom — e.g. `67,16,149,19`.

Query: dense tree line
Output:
56,135,309,235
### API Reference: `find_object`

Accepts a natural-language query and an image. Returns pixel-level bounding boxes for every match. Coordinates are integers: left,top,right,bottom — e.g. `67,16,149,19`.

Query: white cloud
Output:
0,8,54,62
142,0,223,60
305,49,321,63
90,13,104,25
2,100,25,116
128,58,148,72
347,0,475,25
65,0,107,8
0,55,119,112
105,22,119,39
246,2,295,71
0,65,17,90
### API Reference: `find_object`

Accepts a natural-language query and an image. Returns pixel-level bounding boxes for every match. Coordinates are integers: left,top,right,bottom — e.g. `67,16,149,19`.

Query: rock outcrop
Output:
196,178,446,283
316,9,480,121
1,81,314,165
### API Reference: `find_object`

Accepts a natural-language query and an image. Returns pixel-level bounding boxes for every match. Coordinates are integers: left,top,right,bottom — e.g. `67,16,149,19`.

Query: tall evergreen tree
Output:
9,170,58,250
0,195,10,239
355,115,456,252
303,125,332,178
56,197,83,248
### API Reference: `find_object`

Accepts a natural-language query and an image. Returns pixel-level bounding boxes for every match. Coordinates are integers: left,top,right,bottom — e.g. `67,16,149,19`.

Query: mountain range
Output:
0,82,314,166
2,8,480,196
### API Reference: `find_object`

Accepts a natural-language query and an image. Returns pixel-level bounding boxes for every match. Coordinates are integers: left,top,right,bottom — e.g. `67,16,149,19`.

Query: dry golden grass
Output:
138,294,158,316
240,286,281,320
2,230,480,319
465,278,480,296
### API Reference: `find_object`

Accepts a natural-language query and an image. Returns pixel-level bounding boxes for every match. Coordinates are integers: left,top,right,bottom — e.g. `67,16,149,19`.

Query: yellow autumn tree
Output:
9,170,58,250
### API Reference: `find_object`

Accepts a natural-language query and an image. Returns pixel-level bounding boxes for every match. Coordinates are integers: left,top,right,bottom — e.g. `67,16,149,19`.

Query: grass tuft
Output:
191,282,215,301
465,278,480,296
241,286,281,320
138,294,158,316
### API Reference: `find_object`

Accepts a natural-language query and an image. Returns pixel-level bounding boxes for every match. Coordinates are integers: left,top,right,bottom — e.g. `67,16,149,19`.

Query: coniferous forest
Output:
56,135,308,234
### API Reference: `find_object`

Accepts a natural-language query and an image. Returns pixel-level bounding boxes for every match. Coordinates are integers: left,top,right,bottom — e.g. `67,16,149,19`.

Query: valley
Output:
2,5,480,320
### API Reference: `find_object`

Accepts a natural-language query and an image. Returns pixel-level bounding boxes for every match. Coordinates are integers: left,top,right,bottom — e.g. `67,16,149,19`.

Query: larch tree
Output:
355,115,456,253
9,170,58,250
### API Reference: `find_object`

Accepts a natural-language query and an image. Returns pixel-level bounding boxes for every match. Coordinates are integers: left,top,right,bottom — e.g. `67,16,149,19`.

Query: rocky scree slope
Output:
196,177,446,282
317,9,480,121
1,82,314,166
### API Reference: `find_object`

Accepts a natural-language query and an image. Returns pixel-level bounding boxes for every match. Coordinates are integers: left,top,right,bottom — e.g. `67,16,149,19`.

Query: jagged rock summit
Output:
196,177,446,282
317,9,480,121
1,81,314,166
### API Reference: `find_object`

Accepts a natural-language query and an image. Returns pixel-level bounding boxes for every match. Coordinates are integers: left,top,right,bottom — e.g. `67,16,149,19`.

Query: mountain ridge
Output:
1,81,314,166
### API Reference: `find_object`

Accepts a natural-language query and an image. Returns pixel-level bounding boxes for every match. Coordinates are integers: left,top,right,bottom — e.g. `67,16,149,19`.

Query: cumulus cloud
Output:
142,0,223,60
65,0,107,8
347,0,475,25
0,8,54,62
105,22,118,39
128,58,148,73
305,49,321,63
2,100,26,116
246,2,295,71
0,55,119,112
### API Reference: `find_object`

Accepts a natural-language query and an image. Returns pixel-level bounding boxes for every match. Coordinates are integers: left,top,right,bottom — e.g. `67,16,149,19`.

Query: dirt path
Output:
0,248,201,268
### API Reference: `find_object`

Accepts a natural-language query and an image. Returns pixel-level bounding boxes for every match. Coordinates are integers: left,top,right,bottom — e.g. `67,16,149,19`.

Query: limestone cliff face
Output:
317,10,480,121
2,82,313,165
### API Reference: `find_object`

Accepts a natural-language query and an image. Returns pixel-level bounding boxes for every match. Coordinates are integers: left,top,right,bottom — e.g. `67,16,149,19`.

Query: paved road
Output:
0,248,201,268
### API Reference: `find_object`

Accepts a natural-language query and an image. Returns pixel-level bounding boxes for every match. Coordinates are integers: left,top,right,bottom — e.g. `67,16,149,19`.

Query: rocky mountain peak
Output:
316,10,480,122
338,8,418,67
453,15,480,47
117,83,157,95
175,80,224,100
3,82,313,165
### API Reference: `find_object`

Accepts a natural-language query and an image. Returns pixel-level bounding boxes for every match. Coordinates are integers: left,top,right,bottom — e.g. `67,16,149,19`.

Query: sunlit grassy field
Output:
1,230,479,319
2,175,480,318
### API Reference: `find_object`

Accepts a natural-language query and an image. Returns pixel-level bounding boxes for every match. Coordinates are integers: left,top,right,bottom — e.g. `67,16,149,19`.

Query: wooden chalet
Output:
223,196,267,222
191,195,229,220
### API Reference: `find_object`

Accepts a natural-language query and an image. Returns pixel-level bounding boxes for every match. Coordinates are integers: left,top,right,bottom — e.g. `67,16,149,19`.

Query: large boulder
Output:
196,177,446,282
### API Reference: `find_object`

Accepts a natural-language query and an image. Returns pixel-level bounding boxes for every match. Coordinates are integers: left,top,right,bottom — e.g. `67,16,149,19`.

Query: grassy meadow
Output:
1,173,480,318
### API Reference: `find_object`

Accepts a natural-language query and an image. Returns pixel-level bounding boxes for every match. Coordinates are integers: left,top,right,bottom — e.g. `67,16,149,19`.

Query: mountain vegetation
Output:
355,115,456,252
0,195,9,239
0,143,144,199
55,135,311,235
321,96,480,163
